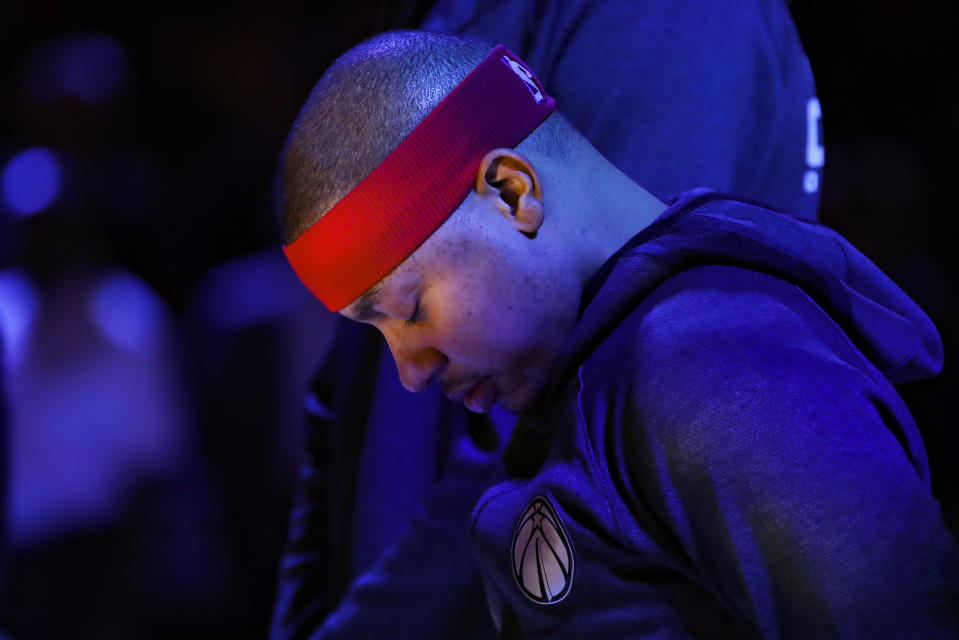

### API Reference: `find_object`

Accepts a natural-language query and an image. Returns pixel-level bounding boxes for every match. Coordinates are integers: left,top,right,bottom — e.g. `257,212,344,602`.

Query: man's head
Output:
278,31,661,413
278,31,576,245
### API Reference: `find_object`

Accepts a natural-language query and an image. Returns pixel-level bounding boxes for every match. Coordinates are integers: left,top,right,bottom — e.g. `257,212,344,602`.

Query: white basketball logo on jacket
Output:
511,495,574,604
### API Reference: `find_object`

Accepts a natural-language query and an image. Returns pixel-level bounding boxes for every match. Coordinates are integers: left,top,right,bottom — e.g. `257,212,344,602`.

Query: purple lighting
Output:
2,147,62,216
24,33,129,106
0,269,39,370
89,271,164,355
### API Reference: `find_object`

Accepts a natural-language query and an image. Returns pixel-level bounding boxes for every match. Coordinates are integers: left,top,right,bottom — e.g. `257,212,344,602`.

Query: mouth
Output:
443,376,498,413
443,378,475,403
464,377,498,413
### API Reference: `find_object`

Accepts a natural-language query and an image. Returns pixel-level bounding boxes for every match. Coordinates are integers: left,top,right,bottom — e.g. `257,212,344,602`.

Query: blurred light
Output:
24,32,129,106
0,268,39,371
2,148,62,216
194,248,314,330
89,271,163,354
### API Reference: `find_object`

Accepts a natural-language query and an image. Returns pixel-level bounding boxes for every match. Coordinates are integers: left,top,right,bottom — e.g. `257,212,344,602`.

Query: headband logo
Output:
501,56,544,104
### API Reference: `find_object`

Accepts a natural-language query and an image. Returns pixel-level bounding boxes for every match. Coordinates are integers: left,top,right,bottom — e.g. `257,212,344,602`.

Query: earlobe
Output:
475,148,545,235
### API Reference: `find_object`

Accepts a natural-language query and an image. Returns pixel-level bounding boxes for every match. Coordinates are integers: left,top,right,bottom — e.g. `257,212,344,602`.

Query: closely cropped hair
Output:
277,30,577,245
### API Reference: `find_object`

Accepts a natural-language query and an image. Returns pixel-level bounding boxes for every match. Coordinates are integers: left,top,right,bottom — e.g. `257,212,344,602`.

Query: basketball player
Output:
275,30,958,639
272,4,828,639
271,2,826,637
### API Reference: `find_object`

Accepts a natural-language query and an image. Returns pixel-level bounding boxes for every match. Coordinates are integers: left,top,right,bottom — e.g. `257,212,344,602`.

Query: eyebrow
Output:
350,281,385,321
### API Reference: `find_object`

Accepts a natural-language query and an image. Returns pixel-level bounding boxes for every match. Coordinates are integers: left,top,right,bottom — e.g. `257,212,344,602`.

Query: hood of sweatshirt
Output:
532,189,942,416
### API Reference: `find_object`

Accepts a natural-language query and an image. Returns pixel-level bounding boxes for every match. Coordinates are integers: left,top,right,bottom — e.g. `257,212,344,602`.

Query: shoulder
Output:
577,263,930,516
576,269,957,638
580,264,890,459
587,263,874,390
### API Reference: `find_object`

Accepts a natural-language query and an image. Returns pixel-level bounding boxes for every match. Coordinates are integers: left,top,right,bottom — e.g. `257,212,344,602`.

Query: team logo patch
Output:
511,495,574,604
501,55,545,104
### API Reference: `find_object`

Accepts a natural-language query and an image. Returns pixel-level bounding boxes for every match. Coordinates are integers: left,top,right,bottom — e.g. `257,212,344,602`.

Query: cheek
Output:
427,228,577,368
438,272,564,367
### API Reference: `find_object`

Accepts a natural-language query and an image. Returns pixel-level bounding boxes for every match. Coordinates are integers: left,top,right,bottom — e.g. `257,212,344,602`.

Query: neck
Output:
548,145,666,286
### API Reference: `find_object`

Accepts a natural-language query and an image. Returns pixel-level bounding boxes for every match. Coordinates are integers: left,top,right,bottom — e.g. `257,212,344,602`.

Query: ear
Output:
475,148,544,235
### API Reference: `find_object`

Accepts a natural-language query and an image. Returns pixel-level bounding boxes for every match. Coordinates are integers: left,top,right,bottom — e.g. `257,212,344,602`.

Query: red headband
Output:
283,44,556,311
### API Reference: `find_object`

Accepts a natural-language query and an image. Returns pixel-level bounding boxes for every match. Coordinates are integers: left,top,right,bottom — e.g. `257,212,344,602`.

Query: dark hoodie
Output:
471,190,958,639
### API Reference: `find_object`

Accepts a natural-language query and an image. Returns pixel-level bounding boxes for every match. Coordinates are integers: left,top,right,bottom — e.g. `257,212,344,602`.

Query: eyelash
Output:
404,300,420,326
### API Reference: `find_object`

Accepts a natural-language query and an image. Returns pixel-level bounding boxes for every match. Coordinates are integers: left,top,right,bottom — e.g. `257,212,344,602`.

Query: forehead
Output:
339,199,498,320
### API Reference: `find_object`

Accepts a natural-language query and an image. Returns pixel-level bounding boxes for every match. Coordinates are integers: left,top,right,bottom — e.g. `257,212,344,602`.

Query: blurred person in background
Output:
0,334,7,625
0,206,201,638
1,174,20,628
0,31,213,639
269,1,825,638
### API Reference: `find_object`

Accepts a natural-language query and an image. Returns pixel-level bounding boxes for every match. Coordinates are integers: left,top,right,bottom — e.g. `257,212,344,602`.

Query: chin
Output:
499,373,550,414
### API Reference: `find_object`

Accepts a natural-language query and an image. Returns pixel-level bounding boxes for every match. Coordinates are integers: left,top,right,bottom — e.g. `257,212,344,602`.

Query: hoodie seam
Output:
788,283,889,390
575,365,630,544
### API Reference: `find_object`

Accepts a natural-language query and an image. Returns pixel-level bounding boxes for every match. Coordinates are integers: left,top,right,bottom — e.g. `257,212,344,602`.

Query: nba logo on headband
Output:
501,56,545,104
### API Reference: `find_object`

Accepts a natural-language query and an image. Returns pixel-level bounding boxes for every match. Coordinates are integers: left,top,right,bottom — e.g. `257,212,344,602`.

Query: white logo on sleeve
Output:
804,97,824,194
511,496,574,604
501,56,545,104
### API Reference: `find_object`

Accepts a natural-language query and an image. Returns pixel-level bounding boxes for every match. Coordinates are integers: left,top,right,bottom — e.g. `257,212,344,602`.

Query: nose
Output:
382,330,448,393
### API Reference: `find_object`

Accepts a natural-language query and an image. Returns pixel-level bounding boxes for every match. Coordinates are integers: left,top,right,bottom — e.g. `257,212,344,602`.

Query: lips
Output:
443,376,497,412
464,377,497,413
443,379,474,403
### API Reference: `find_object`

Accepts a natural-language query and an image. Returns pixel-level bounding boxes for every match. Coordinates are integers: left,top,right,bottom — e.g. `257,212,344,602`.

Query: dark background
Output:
0,1,955,638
